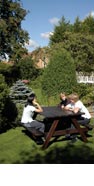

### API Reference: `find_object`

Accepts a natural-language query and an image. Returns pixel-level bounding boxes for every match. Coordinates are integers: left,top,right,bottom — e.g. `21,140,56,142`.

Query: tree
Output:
0,0,29,62
50,15,94,46
73,16,81,33
16,56,40,80
49,15,94,72
61,33,94,72
81,15,94,34
49,16,72,45
42,48,77,97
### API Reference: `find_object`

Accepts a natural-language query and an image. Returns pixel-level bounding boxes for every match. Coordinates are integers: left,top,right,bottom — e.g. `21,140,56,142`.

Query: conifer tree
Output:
42,48,77,97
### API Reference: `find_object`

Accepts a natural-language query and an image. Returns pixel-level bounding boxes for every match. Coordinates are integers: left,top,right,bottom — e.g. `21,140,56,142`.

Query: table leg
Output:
42,119,59,149
71,118,88,142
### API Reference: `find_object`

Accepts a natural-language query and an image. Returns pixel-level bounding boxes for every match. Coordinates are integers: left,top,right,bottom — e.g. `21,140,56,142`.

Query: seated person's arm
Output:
64,104,73,111
33,100,43,113
65,106,80,113
64,106,73,111
72,107,80,113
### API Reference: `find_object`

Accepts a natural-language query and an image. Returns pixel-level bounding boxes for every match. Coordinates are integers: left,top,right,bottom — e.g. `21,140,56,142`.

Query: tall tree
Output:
81,15,94,34
49,15,94,72
0,0,29,62
42,48,77,97
73,16,81,33
49,16,72,45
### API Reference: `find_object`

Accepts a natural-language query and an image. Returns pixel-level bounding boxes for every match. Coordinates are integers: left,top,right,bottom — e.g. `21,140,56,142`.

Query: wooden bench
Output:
20,123,44,140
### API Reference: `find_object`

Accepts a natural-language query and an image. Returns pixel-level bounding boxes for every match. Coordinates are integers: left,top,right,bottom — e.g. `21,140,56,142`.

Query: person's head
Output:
60,92,66,101
68,93,79,103
26,93,36,106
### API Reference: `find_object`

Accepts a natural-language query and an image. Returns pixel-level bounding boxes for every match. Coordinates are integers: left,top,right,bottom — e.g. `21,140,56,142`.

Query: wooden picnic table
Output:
39,106,88,149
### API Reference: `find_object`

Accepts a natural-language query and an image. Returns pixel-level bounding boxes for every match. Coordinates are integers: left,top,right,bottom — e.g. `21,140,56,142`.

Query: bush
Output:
0,74,18,131
42,48,77,97
16,56,40,80
0,63,20,86
0,74,9,127
2,97,18,125
74,83,94,105
0,74,9,110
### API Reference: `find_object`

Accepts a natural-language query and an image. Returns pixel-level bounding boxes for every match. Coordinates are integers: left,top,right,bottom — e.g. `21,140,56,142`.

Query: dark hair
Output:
25,93,36,107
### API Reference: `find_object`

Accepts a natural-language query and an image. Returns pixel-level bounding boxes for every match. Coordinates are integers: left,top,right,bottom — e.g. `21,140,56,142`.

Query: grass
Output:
0,127,38,163
0,118,94,164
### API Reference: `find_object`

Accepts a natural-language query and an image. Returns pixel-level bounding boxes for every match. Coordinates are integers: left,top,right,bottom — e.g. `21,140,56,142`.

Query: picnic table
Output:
21,106,89,149
39,106,89,149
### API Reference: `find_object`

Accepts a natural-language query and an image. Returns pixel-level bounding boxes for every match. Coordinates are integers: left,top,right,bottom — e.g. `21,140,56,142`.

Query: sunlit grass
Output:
0,118,94,164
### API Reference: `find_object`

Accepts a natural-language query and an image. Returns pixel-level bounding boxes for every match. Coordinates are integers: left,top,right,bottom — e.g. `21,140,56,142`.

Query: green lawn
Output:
0,127,39,163
0,120,94,164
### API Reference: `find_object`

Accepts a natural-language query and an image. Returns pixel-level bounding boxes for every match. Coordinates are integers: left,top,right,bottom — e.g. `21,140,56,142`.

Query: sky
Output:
21,0,94,52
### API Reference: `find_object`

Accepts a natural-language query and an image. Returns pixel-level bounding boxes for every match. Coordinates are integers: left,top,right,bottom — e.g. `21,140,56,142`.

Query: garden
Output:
0,0,94,164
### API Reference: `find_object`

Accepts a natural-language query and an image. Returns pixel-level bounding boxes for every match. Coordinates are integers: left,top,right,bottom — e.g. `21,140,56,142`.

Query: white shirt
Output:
67,100,91,119
21,105,36,123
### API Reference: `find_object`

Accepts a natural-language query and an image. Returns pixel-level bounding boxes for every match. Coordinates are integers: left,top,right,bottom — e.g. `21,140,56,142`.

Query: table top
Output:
40,106,83,119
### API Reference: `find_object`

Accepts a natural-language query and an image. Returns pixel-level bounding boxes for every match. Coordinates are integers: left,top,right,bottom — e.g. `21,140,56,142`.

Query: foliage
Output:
50,15,94,44
0,73,18,130
0,74,9,109
1,97,18,130
73,83,94,105
0,62,20,85
64,33,94,72
50,33,94,72
80,85,94,105
49,16,72,45
16,56,40,80
0,74,9,124
80,15,94,34
42,48,77,97
73,16,82,33
15,103,24,123
49,15,94,72
0,0,29,62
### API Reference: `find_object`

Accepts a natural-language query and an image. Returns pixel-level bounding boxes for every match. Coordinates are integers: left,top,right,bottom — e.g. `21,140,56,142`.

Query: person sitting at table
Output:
44,93,69,131
64,93,92,129
59,92,70,108
21,93,45,143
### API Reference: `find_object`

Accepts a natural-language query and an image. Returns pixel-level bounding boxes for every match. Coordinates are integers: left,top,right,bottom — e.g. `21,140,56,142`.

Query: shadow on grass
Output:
14,127,93,164
14,137,94,164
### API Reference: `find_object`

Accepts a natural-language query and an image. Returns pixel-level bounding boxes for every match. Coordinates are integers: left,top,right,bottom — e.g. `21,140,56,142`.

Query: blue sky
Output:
21,0,94,52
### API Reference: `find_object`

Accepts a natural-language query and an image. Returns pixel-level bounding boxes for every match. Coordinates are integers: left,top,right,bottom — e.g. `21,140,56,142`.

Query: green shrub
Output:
0,74,9,127
74,83,94,105
16,56,40,80
0,74,18,131
0,63,20,86
42,48,77,97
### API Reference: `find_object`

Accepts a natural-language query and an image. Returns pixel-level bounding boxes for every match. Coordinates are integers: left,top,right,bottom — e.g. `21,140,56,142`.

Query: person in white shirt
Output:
21,93,45,134
64,93,91,128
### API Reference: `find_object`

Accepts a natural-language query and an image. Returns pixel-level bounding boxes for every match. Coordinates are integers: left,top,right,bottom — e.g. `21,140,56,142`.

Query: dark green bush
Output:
0,63,20,86
42,48,77,97
0,74,18,131
16,56,40,80
73,83,94,105
0,74,9,128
